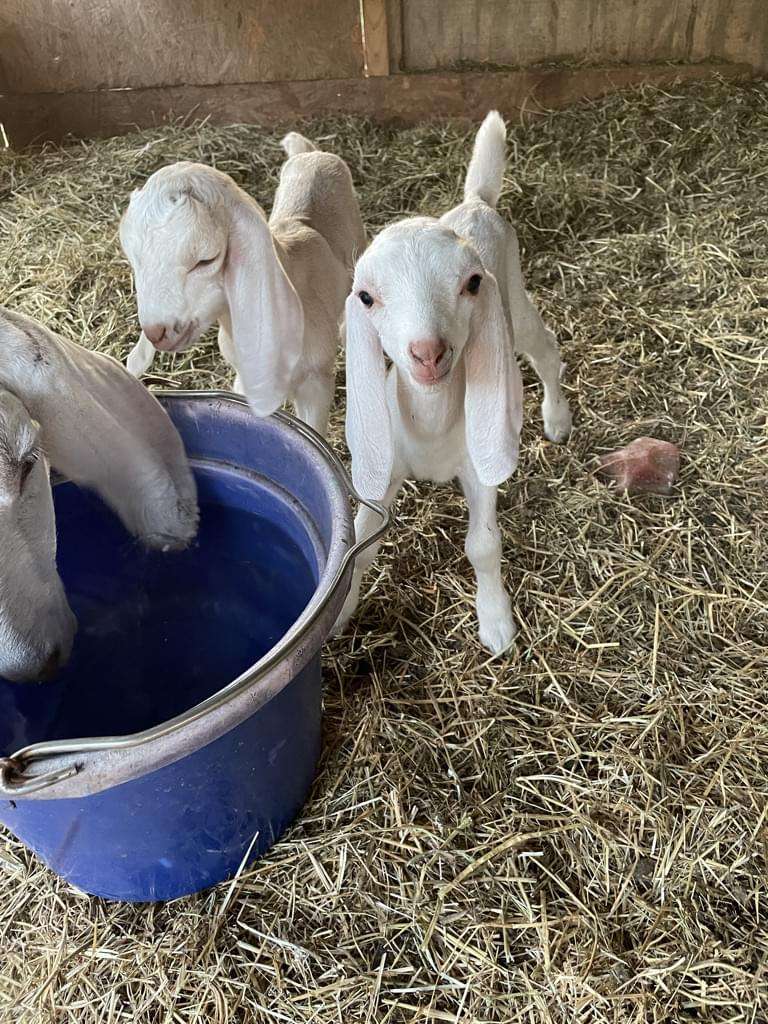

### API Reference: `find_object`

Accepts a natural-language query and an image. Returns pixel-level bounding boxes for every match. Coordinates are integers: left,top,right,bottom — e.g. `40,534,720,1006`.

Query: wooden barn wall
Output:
0,0,363,94
390,0,768,74
0,0,763,143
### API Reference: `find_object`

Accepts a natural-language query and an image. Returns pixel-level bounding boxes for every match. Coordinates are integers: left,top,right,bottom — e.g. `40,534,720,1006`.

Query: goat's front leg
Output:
216,321,243,394
292,371,334,437
333,475,403,636
459,467,517,655
126,332,156,377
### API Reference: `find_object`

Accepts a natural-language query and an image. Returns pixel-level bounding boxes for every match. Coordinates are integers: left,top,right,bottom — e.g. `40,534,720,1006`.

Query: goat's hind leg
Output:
505,225,572,443
514,303,572,444
292,370,335,437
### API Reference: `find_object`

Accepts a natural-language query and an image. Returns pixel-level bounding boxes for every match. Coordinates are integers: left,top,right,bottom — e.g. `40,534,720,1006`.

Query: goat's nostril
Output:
143,323,167,346
173,319,183,336
409,339,448,367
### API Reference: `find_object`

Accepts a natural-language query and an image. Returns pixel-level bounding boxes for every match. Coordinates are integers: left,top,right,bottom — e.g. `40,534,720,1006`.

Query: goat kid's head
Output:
120,163,228,354
0,391,76,683
120,162,303,416
351,220,486,388
345,219,523,500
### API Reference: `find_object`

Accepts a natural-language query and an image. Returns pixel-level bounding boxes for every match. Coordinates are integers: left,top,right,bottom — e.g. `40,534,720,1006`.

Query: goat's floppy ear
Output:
223,196,304,416
344,293,392,501
464,272,523,486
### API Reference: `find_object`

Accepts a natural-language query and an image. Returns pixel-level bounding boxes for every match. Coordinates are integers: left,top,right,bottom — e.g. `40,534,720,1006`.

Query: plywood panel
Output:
0,62,750,148
0,0,363,94
399,0,768,72
692,0,768,71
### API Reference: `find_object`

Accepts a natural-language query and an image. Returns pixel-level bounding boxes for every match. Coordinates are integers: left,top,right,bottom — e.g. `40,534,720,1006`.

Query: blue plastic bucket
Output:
0,392,387,902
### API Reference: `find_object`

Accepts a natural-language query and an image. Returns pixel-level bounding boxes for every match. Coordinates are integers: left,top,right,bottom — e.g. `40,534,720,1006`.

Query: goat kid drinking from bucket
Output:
336,112,572,654
0,308,198,683
120,133,365,437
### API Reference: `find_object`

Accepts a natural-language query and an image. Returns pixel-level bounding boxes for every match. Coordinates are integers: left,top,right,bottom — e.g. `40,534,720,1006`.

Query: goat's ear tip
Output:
245,390,284,418
351,464,380,503
473,446,519,489
498,459,520,488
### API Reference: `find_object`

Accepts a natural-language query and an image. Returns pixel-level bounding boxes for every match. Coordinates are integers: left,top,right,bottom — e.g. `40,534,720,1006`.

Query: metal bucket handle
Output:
0,396,389,797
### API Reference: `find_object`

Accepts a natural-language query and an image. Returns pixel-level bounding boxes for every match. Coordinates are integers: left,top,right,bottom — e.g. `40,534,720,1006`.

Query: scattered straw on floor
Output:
1,78,767,1024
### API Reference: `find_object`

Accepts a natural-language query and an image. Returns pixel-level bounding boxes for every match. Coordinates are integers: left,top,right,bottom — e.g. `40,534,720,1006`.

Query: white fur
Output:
120,134,366,435
0,308,199,683
463,110,507,207
337,112,572,654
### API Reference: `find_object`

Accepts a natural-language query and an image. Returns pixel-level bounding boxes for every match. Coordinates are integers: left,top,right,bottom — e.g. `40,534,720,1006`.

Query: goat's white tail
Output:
281,132,319,158
463,111,507,208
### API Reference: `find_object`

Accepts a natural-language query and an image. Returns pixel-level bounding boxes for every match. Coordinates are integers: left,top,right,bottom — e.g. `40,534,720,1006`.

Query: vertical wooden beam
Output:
360,0,391,76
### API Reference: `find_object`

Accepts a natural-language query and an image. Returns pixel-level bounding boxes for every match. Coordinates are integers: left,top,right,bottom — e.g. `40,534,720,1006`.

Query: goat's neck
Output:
270,233,294,278
218,307,233,334
394,360,466,439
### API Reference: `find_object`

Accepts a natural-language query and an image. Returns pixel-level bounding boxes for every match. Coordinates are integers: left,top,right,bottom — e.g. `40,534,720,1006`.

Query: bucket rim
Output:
1,390,389,798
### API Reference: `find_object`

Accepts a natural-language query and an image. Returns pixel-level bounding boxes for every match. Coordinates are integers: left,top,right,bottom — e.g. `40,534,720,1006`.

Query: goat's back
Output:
442,199,532,336
270,151,365,273
441,199,507,282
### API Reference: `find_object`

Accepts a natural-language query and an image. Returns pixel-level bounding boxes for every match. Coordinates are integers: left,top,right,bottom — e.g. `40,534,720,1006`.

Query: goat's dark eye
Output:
358,290,374,308
194,254,219,271
19,455,37,490
465,274,483,295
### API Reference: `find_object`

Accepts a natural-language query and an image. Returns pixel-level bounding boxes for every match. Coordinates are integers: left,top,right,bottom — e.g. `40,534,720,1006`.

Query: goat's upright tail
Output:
280,132,319,158
463,111,507,208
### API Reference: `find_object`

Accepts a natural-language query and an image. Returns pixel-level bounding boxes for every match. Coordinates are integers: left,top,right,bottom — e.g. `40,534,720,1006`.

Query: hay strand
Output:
1,77,767,1023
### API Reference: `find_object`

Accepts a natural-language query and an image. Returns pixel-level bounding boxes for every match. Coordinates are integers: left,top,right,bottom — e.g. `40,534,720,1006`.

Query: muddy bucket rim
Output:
0,390,389,800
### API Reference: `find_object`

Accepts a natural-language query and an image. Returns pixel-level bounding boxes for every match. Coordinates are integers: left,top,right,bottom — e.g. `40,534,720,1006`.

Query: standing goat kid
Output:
337,112,572,653
120,133,365,435
0,308,198,683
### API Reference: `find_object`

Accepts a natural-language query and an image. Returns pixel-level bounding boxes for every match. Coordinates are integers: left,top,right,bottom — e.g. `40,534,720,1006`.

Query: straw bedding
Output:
0,78,766,1023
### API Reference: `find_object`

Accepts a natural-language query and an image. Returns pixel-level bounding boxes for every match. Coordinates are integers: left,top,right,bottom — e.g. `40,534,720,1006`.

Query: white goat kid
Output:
120,133,366,436
0,308,198,683
337,111,572,654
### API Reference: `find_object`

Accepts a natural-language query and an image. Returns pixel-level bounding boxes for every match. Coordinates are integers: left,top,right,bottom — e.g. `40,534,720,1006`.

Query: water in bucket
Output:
0,472,317,755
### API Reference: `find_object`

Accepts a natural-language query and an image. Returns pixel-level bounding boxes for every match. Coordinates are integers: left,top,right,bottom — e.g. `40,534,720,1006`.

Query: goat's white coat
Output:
0,308,198,682
337,111,572,653
120,134,365,435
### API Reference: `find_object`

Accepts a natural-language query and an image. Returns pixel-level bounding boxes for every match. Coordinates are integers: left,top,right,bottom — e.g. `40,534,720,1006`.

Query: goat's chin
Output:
190,320,220,349
409,365,453,389
154,333,197,355
153,319,212,355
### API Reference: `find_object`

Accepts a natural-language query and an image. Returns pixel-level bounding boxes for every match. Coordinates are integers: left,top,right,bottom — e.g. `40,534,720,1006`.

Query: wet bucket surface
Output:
0,394,364,901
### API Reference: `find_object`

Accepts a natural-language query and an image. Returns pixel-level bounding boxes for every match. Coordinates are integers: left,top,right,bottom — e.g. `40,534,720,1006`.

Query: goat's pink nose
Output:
143,323,167,346
408,338,447,369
